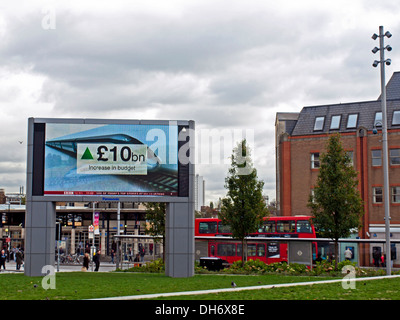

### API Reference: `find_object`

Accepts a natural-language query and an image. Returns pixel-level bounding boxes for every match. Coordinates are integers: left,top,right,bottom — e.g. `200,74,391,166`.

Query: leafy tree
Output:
307,133,364,269
145,202,166,262
220,139,269,266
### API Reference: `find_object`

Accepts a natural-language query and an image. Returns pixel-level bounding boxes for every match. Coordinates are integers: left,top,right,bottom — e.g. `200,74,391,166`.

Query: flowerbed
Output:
197,259,391,277
122,258,393,277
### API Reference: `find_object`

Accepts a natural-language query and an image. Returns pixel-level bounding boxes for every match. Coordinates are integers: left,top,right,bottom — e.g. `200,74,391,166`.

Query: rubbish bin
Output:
199,257,225,271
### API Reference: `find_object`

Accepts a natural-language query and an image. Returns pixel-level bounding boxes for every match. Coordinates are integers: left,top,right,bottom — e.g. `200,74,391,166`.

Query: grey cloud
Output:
1,1,400,200
0,162,25,174
3,8,273,78
1,5,364,117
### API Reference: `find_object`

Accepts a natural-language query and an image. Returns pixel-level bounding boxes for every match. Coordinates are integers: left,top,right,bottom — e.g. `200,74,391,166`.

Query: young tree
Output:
307,133,364,269
145,202,166,262
220,139,269,266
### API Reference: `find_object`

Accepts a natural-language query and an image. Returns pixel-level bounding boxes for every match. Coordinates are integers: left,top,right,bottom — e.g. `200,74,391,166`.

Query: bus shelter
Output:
114,234,163,269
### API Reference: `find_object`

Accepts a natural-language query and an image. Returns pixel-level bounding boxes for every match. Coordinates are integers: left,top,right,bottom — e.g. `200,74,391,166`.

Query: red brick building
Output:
276,72,400,252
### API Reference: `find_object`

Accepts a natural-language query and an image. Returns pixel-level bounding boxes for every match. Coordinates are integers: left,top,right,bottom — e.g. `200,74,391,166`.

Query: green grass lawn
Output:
162,278,400,300
1,272,400,300
0,272,331,300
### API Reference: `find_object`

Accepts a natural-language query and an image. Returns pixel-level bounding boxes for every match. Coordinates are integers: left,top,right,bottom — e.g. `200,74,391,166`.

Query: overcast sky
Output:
1,0,399,204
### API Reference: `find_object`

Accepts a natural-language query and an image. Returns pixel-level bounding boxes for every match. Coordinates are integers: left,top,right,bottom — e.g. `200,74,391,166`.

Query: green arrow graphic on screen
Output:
81,147,94,160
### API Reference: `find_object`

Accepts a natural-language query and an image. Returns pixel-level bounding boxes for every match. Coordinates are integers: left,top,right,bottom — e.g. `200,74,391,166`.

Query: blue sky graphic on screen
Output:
44,123,178,195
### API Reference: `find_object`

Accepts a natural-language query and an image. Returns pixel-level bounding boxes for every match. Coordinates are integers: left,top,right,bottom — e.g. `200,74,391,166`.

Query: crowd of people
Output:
0,246,24,271
79,241,151,271
0,241,153,272
373,248,387,267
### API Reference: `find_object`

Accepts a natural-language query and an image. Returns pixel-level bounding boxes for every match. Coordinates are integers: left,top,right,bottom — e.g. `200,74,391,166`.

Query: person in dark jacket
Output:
373,248,380,267
0,249,6,271
93,250,100,271
16,249,23,270
82,253,90,271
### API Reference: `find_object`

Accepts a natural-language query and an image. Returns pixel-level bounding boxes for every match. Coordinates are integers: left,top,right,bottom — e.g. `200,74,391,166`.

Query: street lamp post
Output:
372,25,393,275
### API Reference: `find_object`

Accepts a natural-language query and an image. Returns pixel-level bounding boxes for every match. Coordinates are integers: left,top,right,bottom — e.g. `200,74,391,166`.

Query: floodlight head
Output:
386,58,392,66
386,45,392,51
385,31,392,38
373,60,380,67
372,33,378,40
372,47,379,54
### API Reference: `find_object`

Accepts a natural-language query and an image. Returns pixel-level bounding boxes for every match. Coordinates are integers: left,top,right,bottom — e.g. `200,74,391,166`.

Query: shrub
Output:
122,258,165,273
222,259,384,277
121,258,392,277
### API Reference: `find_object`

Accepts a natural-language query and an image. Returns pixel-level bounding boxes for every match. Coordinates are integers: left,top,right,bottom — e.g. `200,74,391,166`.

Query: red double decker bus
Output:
195,216,317,265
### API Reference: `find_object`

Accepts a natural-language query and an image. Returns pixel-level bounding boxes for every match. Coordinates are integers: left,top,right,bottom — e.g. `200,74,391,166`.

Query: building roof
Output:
276,112,300,136
290,72,400,136
379,71,400,100
276,112,300,122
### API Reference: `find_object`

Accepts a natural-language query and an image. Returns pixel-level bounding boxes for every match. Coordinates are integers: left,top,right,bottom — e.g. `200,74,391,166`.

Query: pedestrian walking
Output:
93,250,100,271
139,243,145,262
128,248,133,262
16,249,23,270
82,252,90,271
380,253,386,267
373,248,380,267
12,246,17,262
134,253,140,267
0,249,6,270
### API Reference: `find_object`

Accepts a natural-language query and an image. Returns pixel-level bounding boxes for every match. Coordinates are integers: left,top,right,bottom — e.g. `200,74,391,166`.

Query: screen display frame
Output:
27,118,194,202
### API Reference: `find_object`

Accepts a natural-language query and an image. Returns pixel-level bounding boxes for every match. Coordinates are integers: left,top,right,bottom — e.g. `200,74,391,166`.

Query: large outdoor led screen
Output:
42,122,180,196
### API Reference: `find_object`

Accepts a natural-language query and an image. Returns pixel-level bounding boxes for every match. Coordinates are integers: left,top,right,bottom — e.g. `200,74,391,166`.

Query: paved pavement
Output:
0,260,119,273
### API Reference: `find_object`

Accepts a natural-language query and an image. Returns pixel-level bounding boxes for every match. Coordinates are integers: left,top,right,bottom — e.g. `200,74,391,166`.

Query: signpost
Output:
88,225,94,238
116,202,120,270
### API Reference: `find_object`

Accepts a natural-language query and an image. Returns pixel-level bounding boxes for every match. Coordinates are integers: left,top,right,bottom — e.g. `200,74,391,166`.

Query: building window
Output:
373,187,383,204
310,189,315,203
346,151,354,166
374,112,382,127
372,149,382,166
330,115,341,130
392,187,400,203
393,110,400,125
311,153,320,169
390,149,400,165
314,117,325,131
347,114,358,128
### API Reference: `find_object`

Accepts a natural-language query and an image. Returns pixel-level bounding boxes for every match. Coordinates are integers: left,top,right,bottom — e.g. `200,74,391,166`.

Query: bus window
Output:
218,223,231,234
248,244,256,256
237,244,242,257
296,220,312,233
199,222,217,234
259,221,275,233
257,244,265,257
277,220,295,233
210,245,215,256
217,244,236,256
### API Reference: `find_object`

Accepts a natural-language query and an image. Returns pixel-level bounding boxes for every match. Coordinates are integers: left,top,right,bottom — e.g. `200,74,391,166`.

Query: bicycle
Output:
71,253,81,264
